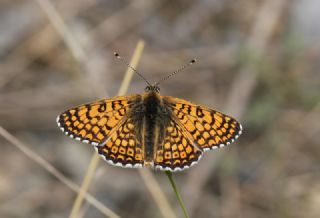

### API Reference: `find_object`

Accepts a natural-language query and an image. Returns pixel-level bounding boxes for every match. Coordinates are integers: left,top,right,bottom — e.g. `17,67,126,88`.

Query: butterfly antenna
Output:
114,52,152,86
155,58,197,85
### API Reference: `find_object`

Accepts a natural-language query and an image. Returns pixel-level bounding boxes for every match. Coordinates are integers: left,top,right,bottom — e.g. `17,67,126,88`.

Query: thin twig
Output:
183,0,288,215
34,1,176,216
35,0,86,63
69,153,101,218
0,126,120,218
69,40,145,218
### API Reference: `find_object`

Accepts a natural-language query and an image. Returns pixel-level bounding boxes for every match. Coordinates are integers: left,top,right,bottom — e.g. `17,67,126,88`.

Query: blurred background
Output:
1,0,320,217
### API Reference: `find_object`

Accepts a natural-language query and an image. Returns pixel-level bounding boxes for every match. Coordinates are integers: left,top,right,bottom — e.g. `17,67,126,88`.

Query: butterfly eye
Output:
145,86,151,92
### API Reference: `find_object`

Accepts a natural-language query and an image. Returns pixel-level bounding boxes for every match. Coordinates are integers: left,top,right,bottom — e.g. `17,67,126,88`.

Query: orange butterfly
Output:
57,55,242,172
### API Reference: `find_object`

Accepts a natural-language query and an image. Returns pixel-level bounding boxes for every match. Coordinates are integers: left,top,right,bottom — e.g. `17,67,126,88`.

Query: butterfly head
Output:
145,85,160,93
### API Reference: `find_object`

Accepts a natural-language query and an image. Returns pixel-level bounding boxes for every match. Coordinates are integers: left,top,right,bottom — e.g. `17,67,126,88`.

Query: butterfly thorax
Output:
141,92,169,165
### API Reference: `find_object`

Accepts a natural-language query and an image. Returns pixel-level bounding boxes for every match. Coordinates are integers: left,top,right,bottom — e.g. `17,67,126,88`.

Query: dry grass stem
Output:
69,41,145,218
69,152,102,218
0,126,120,218
2,1,318,217
32,1,175,215
35,0,86,63
183,0,288,215
225,0,288,117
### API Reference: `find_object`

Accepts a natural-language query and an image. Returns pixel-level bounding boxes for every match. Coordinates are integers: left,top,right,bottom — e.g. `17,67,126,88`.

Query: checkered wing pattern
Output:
57,95,136,146
163,96,242,151
57,95,145,167
95,117,144,168
154,118,203,171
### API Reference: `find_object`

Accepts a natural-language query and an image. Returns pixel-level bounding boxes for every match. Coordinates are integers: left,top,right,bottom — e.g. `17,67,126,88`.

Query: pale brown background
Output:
1,0,320,218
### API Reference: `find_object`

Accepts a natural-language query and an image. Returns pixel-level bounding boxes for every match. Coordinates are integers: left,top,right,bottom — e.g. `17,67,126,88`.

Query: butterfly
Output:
57,55,242,172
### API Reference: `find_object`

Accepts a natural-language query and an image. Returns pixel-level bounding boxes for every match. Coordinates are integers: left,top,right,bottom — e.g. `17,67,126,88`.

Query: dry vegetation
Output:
1,0,320,218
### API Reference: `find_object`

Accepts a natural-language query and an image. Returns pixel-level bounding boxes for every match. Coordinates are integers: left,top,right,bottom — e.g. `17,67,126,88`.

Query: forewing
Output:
163,96,242,151
57,95,137,146
95,117,144,168
154,118,203,172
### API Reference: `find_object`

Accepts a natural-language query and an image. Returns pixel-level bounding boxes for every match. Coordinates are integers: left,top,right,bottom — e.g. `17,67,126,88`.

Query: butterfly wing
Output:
57,94,145,167
57,95,138,146
162,96,242,151
95,116,144,168
154,117,203,171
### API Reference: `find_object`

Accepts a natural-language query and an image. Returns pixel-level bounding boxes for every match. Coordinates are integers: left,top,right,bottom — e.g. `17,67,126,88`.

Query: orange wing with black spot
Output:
163,96,242,151
95,117,144,168
57,95,137,146
154,118,203,171
57,94,145,167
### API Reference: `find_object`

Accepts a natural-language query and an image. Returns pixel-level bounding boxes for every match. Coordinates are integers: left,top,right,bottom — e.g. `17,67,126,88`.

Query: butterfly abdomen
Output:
142,92,168,164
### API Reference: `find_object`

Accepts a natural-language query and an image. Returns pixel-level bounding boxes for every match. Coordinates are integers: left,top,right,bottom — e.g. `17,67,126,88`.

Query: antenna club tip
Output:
190,58,197,64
